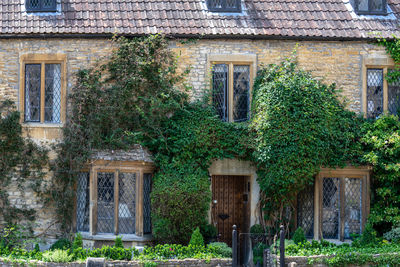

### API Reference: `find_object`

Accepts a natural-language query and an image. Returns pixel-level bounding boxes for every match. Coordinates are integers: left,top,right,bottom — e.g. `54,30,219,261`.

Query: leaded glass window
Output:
25,64,41,122
76,172,90,232
297,185,314,238
388,71,400,116
233,65,250,122
354,0,387,15
26,0,57,12
44,64,61,123
207,0,241,12
118,173,136,234
322,178,340,239
344,178,362,239
97,172,115,233
143,173,152,234
212,64,228,121
367,69,383,119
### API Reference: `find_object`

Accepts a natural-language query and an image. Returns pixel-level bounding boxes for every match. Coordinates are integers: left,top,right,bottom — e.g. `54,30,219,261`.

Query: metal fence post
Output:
279,225,285,267
232,225,238,267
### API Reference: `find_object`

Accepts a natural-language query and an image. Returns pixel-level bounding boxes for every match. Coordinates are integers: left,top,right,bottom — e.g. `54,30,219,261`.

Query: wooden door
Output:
212,175,248,246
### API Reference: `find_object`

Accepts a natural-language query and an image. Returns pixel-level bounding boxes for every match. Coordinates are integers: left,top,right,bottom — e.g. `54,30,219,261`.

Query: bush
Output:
189,227,204,247
384,226,400,243
292,227,306,245
50,238,71,250
200,223,217,242
208,242,232,258
253,242,269,265
42,249,73,262
72,233,83,251
114,236,124,248
250,224,265,234
359,223,378,246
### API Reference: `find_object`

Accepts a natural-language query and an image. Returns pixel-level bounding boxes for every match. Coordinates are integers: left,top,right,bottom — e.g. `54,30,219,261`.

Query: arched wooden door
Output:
211,175,249,246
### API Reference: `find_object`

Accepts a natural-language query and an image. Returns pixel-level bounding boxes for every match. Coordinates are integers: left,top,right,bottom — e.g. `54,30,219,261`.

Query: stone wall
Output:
0,258,232,267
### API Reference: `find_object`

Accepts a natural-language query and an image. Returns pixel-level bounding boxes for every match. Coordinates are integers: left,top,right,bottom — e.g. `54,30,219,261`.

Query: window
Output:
207,0,241,12
364,67,400,118
26,0,57,12
75,161,153,236
20,54,66,124
353,0,387,15
296,167,370,241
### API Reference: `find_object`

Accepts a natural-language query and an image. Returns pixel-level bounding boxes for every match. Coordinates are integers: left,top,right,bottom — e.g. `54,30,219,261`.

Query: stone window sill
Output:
79,232,153,242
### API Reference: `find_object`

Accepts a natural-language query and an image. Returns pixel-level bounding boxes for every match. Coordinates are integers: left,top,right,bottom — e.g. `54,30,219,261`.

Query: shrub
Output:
359,223,378,246
42,249,73,262
50,238,71,250
384,226,400,243
250,224,265,234
72,233,83,251
189,227,204,247
200,223,217,242
253,242,269,265
114,236,124,248
208,242,232,258
292,227,306,245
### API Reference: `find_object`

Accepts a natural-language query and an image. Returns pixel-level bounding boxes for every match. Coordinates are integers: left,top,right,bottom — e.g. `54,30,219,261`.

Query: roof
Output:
1,0,400,40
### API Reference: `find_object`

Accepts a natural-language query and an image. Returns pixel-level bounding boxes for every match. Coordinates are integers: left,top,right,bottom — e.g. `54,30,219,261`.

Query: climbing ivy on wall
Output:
0,100,48,225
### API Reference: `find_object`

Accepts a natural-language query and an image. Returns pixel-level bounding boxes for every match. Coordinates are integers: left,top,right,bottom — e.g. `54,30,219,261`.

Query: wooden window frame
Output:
207,0,241,13
73,160,154,237
208,54,256,122
26,0,57,13
19,54,67,125
313,167,371,241
354,0,387,15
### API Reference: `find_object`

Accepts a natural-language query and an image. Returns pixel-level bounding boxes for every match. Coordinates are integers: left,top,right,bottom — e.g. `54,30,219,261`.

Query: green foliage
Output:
42,249,73,263
0,100,48,224
250,55,363,221
383,226,400,243
207,242,232,258
377,36,400,83
114,236,124,248
0,225,36,250
189,227,204,247
200,224,217,242
292,227,306,245
250,224,265,234
252,243,269,265
50,238,71,251
358,223,378,246
361,115,400,232
72,233,83,251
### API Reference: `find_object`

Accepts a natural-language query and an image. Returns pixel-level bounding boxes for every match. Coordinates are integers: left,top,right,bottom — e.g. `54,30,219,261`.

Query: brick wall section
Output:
0,37,388,242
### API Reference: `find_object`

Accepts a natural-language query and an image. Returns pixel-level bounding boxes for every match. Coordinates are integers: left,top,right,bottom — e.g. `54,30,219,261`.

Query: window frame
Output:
362,58,397,118
73,160,154,237
207,0,241,13
26,0,57,13
20,54,66,125
354,0,387,15
208,54,256,123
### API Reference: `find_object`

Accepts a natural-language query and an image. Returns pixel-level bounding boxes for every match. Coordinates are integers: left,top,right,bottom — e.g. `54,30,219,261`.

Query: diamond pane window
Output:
97,172,115,234
212,64,228,121
207,0,241,12
118,173,136,234
26,0,57,12
76,172,90,232
143,173,152,234
367,69,384,119
388,71,400,116
297,185,314,238
322,178,340,239
344,178,362,239
44,64,61,123
233,65,250,122
354,0,386,15
25,64,41,122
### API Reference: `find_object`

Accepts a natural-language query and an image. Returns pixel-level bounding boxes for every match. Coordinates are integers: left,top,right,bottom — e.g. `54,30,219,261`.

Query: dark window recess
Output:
353,0,387,15
212,64,229,122
143,174,152,234
26,0,57,12
207,0,241,12
297,185,314,239
367,69,384,119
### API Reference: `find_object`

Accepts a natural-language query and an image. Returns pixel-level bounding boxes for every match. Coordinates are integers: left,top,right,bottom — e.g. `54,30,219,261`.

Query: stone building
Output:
1,0,400,248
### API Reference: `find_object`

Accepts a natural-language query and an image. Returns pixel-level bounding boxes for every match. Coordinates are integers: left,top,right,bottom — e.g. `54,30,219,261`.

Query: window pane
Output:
25,64,41,122
43,0,56,8
367,69,383,119
212,64,228,121
358,0,369,11
97,172,114,233
233,65,250,122
44,64,61,123
322,178,340,239
370,0,384,12
297,185,314,238
388,71,400,116
27,0,40,9
226,0,238,8
118,173,136,234
143,173,152,234
209,0,223,8
344,178,362,239
76,172,90,232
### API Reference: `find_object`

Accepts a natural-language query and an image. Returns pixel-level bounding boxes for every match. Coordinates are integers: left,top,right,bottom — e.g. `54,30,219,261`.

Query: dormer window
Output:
353,0,387,15
26,0,57,12
207,0,241,13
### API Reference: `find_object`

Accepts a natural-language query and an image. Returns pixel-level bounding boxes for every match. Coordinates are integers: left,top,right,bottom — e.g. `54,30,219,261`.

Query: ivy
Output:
377,36,400,83
0,100,48,225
